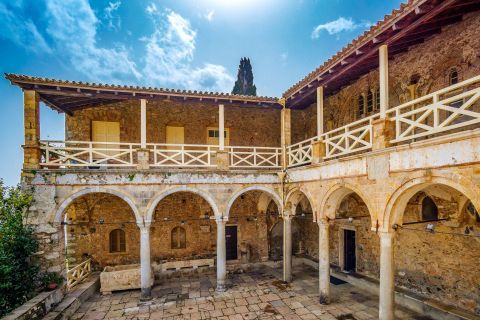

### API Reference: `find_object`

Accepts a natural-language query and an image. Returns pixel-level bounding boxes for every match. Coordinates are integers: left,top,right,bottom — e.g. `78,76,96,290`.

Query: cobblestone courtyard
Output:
72,265,429,320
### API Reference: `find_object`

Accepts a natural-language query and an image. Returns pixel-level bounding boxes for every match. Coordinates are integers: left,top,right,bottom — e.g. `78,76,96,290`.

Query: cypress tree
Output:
232,57,257,96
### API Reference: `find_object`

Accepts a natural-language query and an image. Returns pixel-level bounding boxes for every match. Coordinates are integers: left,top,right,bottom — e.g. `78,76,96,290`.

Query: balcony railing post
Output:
312,139,326,164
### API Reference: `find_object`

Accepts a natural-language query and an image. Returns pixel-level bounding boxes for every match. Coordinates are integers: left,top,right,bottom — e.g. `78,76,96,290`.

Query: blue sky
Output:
0,0,403,186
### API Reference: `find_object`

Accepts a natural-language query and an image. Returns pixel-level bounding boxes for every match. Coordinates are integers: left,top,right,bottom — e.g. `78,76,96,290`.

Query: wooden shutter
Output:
92,121,120,156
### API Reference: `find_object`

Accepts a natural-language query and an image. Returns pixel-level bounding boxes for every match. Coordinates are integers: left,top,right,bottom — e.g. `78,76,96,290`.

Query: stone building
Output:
5,0,480,319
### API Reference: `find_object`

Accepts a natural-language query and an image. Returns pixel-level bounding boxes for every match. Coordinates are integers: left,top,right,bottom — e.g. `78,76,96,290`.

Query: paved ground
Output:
72,265,430,320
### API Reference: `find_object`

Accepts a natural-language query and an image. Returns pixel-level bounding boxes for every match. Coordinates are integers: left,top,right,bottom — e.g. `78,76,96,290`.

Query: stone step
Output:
43,272,100,320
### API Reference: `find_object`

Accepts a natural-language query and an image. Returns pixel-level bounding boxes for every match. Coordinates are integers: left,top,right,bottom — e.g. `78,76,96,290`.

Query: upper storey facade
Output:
5,0,480,174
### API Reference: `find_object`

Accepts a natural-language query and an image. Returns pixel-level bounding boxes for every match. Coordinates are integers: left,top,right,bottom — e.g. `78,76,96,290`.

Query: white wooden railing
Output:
286,137,318,167
323,114,379,159
40,140,139,167
286,75,480,167
66,258,91,290
388,75,480,143
148,143,215,168
229,146,282,168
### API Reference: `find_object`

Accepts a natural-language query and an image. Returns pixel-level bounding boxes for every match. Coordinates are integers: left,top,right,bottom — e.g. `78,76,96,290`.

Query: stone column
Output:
379,231,395,320
23,90,41,171
318,220,330,304
283,215,293,282
216,218,227,292
312,140,326,164
139,222,153,301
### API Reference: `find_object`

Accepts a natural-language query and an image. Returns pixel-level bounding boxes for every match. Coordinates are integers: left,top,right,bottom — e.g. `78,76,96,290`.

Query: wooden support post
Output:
317,86,324,137
219,104,225,151
23,90,41,171
140,99,147,149
379,45,389,119
281,107,291,169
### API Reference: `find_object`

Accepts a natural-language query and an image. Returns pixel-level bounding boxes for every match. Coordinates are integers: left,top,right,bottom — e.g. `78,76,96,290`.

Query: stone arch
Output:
146,186,220,222
225,185,282,218
384,174,480,232
319,183,376,224
285,187,317,220
54,187,142,224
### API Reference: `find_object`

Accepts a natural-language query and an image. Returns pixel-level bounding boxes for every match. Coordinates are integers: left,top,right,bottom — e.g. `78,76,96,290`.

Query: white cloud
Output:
0,2,51,53
205,9,215,22
142,9,233,92
311,17,371,38
146,2,157,15
45,0,140,83
104,1,121,31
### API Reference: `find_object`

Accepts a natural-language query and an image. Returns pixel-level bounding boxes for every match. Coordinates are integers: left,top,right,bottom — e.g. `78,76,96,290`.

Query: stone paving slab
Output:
72,265,430,320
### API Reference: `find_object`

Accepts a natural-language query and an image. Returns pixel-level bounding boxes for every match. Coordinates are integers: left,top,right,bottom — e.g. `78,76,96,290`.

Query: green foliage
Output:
232,57,257,96
41,272,63,287
0,180,39,317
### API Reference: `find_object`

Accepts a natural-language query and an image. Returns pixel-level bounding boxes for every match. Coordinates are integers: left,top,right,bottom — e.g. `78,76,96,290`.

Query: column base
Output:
319,293,330,305
216,283,227,292
140,288,152,301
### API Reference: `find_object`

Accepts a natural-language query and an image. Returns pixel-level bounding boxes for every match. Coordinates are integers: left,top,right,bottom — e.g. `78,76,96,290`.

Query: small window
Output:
367,90,373,113
109,229,126,253
449,69,459,85
375,90,380,111
465,201,480,223
421,196,438,221
171,226,186,249
357,95,365,117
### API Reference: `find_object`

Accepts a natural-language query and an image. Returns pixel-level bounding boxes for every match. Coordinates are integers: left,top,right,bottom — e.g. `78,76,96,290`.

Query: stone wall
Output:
66,100,281,147
291,11,480,143
395,191,480,314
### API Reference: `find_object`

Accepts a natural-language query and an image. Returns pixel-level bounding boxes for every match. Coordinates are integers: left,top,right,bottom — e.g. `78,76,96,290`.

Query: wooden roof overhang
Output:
284,0,480,109
5,74,282,115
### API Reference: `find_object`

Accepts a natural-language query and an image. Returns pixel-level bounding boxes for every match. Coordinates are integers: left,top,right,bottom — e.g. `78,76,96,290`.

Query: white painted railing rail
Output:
388,75,480,143
287,137,319,168
323,114,379,159
40,140,139,167
229,146,282,168
148,143,215,168
66,258,91,290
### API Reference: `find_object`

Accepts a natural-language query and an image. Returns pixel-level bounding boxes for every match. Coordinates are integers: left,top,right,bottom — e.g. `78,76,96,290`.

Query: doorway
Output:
343,229,356,272
225,225,238,260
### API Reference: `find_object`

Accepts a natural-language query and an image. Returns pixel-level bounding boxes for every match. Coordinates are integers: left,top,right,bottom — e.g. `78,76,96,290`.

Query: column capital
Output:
137,220,152,231
215,216,228,224
317,219,330,227
378,230,396,241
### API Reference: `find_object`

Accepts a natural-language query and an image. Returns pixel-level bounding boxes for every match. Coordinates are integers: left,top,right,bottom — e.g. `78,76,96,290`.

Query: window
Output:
206,127,230,146
449,69,459,85
171,226,186,249
375,90,380,111
421,196,438,221
367,90,373,113
109,229,126,253
357,95,365,117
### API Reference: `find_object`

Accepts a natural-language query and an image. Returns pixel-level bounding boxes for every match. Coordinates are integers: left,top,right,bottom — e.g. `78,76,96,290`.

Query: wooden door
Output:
225,225,238,260
343,230,356,272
